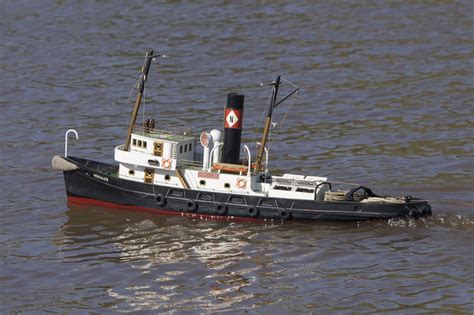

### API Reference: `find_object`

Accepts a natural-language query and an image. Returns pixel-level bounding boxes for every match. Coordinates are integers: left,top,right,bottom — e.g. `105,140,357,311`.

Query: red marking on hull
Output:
67,196,263,223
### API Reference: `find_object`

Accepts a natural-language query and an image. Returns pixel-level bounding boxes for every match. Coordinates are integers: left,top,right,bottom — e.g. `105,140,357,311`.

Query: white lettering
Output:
93,174,109,182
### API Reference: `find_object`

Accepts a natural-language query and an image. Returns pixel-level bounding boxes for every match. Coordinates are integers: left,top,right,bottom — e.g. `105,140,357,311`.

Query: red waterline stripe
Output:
67,196,263,223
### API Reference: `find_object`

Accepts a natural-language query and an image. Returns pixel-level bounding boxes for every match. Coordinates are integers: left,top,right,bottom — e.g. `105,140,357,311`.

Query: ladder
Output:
171,144,177,159
175,168,189,189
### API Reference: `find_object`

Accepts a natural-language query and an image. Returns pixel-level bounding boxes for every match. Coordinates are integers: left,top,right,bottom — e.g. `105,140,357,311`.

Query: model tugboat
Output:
53,50,432,222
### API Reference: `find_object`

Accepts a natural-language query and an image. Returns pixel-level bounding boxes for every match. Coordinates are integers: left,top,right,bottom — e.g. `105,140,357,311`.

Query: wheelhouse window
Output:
133,138,147,149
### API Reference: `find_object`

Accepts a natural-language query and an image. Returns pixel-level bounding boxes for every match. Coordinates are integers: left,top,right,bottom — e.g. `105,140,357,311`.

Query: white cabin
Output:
115,125,195,186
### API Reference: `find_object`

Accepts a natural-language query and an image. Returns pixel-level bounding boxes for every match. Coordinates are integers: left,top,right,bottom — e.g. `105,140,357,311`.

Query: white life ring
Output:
236,178,247,189
162,159,172,169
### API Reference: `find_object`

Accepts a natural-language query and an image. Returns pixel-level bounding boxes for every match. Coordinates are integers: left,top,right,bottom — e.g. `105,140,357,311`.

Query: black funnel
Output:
222,93,244,164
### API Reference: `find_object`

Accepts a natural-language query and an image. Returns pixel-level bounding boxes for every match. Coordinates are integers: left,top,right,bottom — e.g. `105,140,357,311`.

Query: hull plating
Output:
62,156,430,222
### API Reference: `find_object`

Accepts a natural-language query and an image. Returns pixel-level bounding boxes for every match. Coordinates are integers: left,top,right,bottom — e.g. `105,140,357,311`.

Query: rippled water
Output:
1,0,473,313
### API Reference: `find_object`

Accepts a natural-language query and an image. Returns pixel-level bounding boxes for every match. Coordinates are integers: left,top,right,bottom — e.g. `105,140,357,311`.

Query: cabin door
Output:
144,168,154,184
153,141,163,157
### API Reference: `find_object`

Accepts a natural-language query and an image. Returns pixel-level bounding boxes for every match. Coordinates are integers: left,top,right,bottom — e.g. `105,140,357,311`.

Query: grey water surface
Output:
1,0,473,313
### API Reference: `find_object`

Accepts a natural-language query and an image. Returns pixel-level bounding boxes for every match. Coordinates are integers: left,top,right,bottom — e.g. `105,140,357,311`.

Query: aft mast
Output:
254,76,299,173
255,76,280,173
124,50,154,152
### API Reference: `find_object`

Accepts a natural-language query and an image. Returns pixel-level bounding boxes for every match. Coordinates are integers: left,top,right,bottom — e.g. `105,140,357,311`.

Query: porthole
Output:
224,182,230,189
199,180,206,186
128,170,135,176
164,174,171,181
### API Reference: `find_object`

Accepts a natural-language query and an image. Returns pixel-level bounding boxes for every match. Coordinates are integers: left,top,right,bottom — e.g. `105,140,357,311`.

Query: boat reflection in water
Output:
59,204,269,311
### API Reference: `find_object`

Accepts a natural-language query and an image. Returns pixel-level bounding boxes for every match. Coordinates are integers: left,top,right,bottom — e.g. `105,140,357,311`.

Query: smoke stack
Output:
222,93,244,164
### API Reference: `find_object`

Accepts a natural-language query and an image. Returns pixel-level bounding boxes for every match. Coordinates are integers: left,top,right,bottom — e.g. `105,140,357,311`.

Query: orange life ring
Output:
162,159,172,169
236,178,247,189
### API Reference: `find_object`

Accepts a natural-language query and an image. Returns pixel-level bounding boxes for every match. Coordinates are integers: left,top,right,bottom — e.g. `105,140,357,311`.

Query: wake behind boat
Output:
53,50,432,222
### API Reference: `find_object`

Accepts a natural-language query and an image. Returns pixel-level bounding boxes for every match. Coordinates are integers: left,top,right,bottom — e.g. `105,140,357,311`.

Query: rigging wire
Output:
281,76,298,89
124,73,142,126
267,76,299,159
124,57,148,126
142,85,146,128
251,76,300,169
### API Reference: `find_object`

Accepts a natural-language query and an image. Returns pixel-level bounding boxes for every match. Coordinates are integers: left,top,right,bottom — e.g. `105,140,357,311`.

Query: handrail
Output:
133,124,194,136
132,124,195,143
65,129,79,157
243,145,251,177
180,159,203,169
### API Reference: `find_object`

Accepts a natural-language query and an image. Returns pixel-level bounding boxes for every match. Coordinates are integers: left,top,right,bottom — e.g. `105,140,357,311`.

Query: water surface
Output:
0,0,473,313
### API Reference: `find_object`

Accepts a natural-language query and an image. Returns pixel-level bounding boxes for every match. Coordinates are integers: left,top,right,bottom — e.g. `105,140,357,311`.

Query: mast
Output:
124,50,154,151
255,76,280,173
254,76,300,173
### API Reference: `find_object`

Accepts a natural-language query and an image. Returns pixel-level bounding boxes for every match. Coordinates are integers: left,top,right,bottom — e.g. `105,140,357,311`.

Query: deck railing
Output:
179,159,203,170
132,124,195,142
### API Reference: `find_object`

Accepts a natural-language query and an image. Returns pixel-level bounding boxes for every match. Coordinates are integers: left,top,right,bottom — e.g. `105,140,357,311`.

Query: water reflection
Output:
59,205,271,311
2,0,473,312
57,204,474,312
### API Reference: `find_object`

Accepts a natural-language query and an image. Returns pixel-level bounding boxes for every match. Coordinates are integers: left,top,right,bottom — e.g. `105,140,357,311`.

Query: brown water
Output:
1,0,473,313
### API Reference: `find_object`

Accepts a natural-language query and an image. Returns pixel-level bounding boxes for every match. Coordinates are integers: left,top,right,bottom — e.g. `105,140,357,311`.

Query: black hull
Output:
62,156,431,222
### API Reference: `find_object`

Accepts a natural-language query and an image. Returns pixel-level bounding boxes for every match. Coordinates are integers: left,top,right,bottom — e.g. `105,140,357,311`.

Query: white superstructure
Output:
111,51,333,201
114,125,330,201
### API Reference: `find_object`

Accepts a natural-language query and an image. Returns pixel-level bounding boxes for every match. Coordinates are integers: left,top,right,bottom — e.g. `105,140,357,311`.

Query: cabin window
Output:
199,180,206,186
224,183,230,189
296,187,314,193
143,141,147,149
184,144,188,152
132,139,137,146
138,140,142,147
128,169,135,176
164,174,171,181
189,143,192,151
274,185,292,191
180,145,183,154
